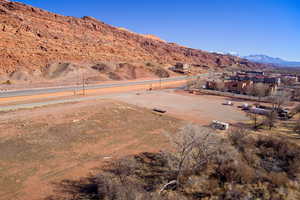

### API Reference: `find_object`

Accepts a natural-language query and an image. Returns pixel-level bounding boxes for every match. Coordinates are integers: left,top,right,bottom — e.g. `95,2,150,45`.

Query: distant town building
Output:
205,71,281,96
242,70,265,76
281,75,298,85
170,63,191,74
229,75,281,85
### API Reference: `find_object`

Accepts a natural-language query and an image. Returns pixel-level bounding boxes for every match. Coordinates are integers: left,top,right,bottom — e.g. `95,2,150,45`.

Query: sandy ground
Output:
0,99,183,200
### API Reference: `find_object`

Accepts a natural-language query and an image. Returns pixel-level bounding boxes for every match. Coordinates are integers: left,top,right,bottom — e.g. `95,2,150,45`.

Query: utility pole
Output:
75,68,80,96
82,71,85,96
159,77,162,89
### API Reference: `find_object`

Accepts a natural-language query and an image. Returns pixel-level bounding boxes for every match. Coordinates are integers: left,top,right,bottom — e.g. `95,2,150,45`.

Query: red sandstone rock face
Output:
0,1,267,75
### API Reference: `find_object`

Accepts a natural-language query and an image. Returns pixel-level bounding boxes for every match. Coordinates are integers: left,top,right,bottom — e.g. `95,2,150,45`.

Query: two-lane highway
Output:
0,74,208,111
0,75,203,98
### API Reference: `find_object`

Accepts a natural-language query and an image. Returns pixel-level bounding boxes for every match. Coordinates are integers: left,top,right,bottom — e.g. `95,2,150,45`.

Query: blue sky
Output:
17,0,300,61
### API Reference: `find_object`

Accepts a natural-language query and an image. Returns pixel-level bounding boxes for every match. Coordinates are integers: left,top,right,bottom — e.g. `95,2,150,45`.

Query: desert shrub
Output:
164,125,238,187
108,72,122,80
2,80,12,85
292,104,300,115
185,78,205,90
254,136,300,177
186,79,197,90
263,110,277,130
47,126,300,200
91,63,110,72
294,119,300,134
144,62,170,78
145,62,153,67
228,128,248,150
215,81,226,92
154,68,169,78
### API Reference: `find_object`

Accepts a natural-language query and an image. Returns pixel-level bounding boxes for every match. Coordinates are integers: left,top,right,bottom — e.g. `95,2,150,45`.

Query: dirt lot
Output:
0,99,183,200
108,89,250,125
0,88,253,200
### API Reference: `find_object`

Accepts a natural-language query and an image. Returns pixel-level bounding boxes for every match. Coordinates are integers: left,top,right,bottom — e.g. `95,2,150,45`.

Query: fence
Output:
190,89,270,102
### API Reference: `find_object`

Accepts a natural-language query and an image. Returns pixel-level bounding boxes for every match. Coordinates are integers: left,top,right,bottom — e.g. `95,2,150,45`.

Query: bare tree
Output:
215,81,226,92
281,77,295,86
101,158,144,200
247,111,260,130
163,125,227,191
291,104,300,117
248,83,270,100
294,118,300,134
269,91,291,111
194,78,206,90
186,78,205,90
263,110,277,130
293,88,300,101
186,79,195,90
245,84,254,96
228,128,248,147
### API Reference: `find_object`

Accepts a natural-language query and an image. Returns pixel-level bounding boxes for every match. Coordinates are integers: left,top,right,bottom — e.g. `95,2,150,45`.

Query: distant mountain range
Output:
243,55,300,67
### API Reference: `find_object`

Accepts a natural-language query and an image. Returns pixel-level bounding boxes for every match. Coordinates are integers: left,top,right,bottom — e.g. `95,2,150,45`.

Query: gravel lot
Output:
109,89,249,125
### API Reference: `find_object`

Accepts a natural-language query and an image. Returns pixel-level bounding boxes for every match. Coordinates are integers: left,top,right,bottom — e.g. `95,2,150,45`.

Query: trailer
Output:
249,107,271,115
211,120,229,130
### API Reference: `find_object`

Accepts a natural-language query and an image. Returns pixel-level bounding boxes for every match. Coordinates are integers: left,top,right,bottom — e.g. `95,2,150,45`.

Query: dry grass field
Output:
0,99,183,200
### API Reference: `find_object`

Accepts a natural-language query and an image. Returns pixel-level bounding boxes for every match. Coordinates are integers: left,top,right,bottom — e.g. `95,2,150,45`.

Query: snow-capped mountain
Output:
243,54,300,67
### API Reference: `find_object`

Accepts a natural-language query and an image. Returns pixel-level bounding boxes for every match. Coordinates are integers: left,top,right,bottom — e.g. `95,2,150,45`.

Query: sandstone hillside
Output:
0,0,267,82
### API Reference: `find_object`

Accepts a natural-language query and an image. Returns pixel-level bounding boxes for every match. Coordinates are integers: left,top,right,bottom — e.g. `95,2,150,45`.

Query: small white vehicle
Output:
223,101,234,106
242,103,249,110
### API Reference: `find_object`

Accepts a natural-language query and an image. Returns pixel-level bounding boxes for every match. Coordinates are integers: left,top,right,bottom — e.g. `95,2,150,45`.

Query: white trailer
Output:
211,120,229,130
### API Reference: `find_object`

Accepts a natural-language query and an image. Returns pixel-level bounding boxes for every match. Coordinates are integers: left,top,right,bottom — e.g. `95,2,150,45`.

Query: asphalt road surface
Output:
0,75,207,98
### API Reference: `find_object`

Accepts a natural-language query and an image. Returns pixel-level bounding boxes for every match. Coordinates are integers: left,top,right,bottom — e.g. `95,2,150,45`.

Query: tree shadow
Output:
45,177,100,200
230,122,251,129
44,153,169,200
